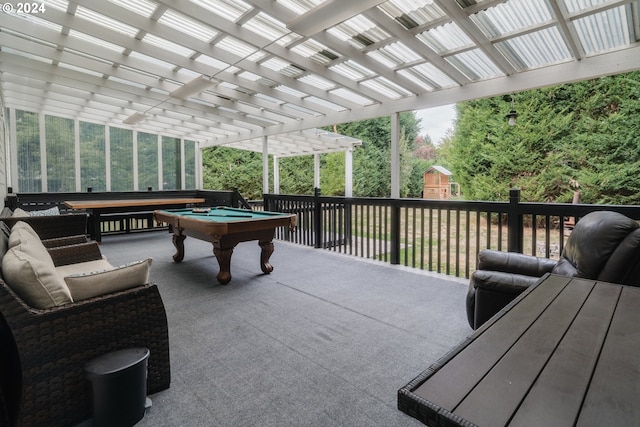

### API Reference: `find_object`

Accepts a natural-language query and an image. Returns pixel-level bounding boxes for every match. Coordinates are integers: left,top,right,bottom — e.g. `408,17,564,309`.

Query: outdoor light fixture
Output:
505,95,518,126
122,112,148,125
169,75,218,99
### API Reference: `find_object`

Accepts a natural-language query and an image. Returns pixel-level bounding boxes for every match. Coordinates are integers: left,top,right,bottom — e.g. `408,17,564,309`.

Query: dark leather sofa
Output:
466,210,640,329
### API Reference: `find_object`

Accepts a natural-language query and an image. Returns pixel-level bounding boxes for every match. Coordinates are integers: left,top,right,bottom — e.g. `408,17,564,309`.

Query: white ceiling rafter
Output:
0,0,638,157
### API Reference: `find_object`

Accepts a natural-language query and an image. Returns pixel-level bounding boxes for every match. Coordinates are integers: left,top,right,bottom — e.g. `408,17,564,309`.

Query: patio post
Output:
508,188,523,253
314,187,323,249
390,203,401,265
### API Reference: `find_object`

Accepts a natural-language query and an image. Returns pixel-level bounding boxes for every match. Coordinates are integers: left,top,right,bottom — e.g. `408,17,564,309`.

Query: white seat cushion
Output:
63,258,153,301
9,221,41,242
2,236,73,309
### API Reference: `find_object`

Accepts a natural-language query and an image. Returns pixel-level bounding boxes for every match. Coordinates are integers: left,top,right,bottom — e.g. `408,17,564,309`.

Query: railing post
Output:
508,188,524,253
263,193,270,212
390,203,401,264
314,187,323,249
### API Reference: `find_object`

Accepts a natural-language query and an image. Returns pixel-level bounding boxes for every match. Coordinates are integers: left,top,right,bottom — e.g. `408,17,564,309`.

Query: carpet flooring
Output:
93,231,472,426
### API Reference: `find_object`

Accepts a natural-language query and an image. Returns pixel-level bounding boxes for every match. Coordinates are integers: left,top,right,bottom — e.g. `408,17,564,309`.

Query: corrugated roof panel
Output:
283,103,322,116
58,62,105,78
142,33,195,57
243,12,292,44
75,6,139,37
397,68,434,91
2,46,53,65
298,74,336,90
563,0,613,14
471,0,552,38
496,27,572,70
329,88,375,106
417,22,473,53
127,51,177,70
405,62,458,88
158,10,219,42
109,0,156,18
216,36,260,59
446,49,503,80
328,15,391,48
306,96,348,111
378,0,446,29
330,61,375,81
370,42,423,69
191,0,252,23
276,0,324,15
261,57,303,76
194,54,230,70
9,14,62,33
44,0,68,11
274,84,308,98
573,6,631,54
361,76,413,99
290,39,341,65
68,30,125,53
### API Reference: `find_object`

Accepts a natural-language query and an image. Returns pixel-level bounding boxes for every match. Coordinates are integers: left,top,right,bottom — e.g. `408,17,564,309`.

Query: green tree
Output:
202,147,267,199
446,71,640,204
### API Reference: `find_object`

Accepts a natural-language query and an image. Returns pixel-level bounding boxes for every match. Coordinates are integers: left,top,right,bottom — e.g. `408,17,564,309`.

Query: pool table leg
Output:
259,240,274,274
172,232,186,262
213,246,233,285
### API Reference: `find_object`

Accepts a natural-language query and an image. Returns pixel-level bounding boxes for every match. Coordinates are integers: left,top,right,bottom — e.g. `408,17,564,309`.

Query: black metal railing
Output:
264,188,640,279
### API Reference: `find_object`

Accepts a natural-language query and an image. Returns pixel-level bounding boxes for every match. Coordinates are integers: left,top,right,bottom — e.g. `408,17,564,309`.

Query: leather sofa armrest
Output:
478,249,557,277
467,269,543,329
472,269,542,293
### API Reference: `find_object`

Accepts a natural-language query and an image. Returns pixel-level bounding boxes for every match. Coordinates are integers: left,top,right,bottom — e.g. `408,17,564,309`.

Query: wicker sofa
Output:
0,220,170,426
0,206,87,240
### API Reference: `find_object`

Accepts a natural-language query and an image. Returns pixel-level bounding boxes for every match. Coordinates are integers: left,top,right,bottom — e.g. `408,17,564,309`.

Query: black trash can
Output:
85,347,150,427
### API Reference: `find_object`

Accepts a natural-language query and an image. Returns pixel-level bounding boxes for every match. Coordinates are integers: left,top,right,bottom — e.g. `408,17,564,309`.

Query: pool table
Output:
154,207,296,284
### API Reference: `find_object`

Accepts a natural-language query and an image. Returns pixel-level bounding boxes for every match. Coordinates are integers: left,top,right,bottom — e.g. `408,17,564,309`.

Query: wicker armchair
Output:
0,240,170,427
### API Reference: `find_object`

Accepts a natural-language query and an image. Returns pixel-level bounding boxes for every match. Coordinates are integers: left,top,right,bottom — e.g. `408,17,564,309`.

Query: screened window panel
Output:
162,136,181,190
109,127,134,191
45,115,75,192
138,132,158,190
184,140,196,189
80,122,106,192
16,110,41,192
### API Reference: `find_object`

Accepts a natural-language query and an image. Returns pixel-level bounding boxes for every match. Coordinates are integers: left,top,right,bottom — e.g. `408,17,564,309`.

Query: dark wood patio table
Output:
398,273,640,426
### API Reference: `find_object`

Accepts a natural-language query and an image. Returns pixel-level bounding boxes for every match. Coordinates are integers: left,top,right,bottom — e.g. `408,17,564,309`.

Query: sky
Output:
414,104,457,145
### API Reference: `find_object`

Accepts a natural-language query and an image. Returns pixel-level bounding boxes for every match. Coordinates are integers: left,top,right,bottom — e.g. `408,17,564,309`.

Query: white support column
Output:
314,154,320,189
196,143,203,190
39,113,47,191
73,118,80,191
180,139,186,190
8,108,17,190
390,112,400,198
157,134,162,190
262,135,269,194
273,156,280,194
132,131,139,191
105,126,111,191
345,149,353,197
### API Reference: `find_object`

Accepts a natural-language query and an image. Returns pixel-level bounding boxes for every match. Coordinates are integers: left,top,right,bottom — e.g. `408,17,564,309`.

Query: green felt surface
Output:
160,207,288,222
